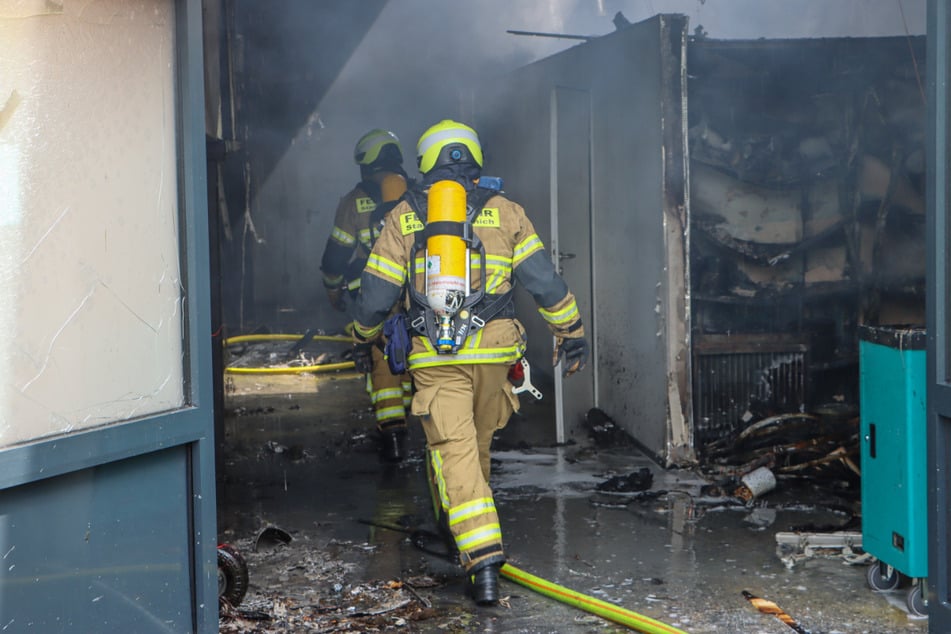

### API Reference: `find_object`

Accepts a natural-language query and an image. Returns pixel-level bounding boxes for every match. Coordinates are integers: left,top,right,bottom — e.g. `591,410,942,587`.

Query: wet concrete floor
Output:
217,369,929,633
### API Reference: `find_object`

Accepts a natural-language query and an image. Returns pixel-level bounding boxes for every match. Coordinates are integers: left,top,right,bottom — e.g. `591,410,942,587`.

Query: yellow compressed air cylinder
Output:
426,180,468,332
381,173,407,202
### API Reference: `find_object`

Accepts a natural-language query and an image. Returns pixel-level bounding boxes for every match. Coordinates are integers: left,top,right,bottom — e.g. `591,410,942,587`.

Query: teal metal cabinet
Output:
859,325,928,582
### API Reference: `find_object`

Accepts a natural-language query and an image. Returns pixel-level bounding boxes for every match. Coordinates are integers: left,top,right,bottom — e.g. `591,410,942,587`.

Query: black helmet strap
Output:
422,163,481,189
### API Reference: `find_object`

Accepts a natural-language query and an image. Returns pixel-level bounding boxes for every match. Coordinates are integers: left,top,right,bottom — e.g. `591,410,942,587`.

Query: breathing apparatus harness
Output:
404,177,514,354
344,175,409,293
356,179,391,248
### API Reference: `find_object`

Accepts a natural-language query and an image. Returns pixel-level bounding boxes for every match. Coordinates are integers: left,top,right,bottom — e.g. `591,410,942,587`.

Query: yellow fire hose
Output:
224,361,355,375
500,563,688,634
360,520,688,632
223,333,356,375
224,333,352,345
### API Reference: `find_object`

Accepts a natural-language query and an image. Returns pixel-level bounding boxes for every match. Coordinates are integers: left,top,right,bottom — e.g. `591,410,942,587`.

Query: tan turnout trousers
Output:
411,363,518,571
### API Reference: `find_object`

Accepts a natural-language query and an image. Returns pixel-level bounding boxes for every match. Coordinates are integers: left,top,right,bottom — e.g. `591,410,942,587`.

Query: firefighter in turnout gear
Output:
321,128,413,462
351,120,589,605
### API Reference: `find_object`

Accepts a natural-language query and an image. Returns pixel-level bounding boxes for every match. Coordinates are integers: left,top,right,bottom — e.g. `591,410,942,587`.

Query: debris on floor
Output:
255,526,293,552
742,590,808,634
700,406,861,502
595,467,654,493
583,408,637,447
218,532,446,633
734,465,776,501
775,529,868,570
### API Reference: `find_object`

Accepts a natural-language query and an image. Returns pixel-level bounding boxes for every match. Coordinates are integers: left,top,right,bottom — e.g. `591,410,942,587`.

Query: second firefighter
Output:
320,128,414,462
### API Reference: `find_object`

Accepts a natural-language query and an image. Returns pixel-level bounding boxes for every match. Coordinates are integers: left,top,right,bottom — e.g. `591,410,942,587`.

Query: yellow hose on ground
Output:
224,361,355,375
223,332,356,375
224,333,351,345
501,563,688,634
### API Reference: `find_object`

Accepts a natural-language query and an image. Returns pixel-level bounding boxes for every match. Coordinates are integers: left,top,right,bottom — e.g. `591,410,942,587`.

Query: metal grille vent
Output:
693,334,808,448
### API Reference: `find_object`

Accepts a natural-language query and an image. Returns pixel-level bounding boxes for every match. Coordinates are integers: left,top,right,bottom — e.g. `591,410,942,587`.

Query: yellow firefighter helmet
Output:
416,120,483,174
354,129,403,167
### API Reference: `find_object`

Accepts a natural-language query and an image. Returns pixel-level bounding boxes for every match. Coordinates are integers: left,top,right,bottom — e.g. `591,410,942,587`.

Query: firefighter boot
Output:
379,426,407,462
466,561,502,606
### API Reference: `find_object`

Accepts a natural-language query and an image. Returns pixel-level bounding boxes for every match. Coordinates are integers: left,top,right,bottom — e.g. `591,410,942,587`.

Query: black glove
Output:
554,337,589,377
353,342,373,374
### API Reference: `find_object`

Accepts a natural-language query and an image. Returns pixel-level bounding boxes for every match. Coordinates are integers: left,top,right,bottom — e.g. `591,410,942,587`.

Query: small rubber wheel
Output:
907,583,927,617
867,561,901,591
217,544,249,606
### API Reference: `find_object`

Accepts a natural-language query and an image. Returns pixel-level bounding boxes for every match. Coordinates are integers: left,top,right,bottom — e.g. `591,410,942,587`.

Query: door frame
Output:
928,1,951,630
0,1,217,630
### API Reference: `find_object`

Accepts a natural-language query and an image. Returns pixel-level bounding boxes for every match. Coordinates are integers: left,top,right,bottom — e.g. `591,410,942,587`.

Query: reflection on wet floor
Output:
217,372,929,633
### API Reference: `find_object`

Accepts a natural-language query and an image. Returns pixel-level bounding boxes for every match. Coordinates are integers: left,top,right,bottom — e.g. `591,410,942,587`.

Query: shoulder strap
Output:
403,189,429,249
466,187,498,220
357,180,382,205
370,197,402,227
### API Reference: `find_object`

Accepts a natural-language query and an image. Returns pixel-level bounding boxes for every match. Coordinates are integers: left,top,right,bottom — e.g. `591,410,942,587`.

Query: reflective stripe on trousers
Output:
367,345,412,430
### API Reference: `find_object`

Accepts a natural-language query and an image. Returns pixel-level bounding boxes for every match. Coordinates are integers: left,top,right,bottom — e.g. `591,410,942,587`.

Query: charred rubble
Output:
686,35,925,479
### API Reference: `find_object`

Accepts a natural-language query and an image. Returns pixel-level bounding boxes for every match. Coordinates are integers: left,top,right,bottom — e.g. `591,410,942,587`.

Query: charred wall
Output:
208,0,388,334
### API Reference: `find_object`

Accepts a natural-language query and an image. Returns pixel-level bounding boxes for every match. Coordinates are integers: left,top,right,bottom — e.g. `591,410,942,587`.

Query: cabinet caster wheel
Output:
906,583,927,617
867,560,900,592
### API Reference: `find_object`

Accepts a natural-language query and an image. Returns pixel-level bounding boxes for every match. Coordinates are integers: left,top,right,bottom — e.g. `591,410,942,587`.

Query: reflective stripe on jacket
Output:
320,184,381,290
